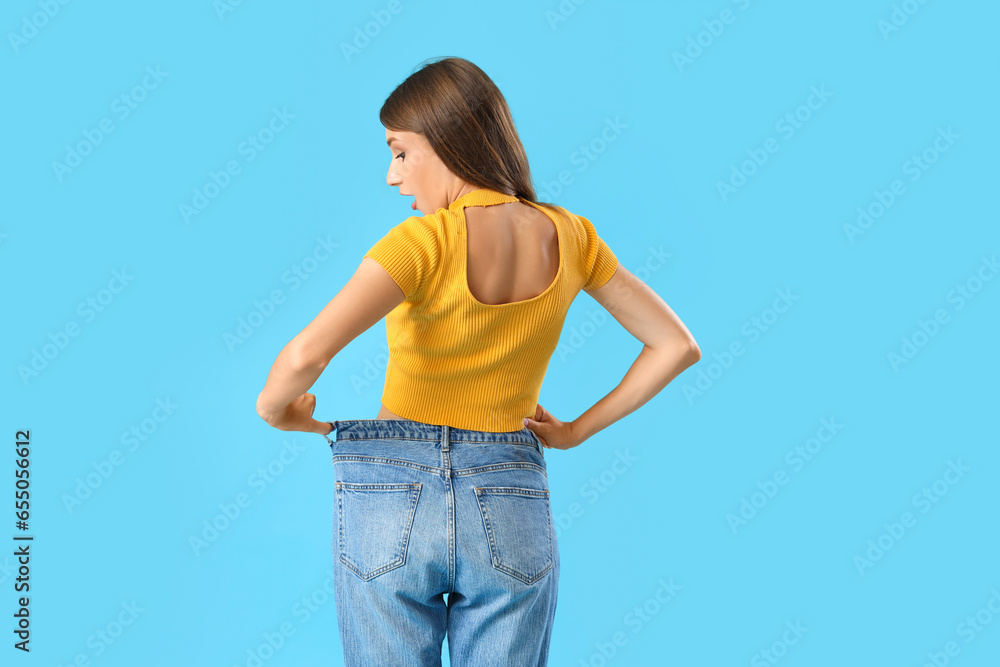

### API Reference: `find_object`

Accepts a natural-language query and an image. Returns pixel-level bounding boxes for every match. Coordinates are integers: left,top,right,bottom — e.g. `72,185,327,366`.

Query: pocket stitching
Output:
474,486,553,585
336,481,422,581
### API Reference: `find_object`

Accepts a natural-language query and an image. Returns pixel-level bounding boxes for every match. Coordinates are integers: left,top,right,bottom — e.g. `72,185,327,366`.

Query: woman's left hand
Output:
264,393,332,435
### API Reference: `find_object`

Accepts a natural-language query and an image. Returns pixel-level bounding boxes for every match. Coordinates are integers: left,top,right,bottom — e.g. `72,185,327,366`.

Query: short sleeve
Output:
363,215,441,300
578,215,619,291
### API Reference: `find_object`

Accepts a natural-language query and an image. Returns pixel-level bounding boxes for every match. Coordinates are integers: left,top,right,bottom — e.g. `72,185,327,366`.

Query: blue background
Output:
4,0,998,665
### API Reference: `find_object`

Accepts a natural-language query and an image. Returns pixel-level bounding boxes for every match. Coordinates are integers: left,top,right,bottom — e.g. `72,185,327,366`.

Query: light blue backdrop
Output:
4,0,998,665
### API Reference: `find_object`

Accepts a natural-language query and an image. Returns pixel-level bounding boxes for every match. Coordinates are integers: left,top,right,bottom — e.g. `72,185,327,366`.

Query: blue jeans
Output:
324,419,559,666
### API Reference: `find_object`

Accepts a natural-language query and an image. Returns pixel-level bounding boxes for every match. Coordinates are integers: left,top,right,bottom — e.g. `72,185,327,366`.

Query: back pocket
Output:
474,486,553,585
336,481,422,581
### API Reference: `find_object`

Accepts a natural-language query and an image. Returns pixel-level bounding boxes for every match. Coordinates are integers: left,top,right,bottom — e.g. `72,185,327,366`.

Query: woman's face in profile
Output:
385,128,454,214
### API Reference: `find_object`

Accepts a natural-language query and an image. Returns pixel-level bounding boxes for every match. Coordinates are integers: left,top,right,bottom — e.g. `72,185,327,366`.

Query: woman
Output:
256,56,701,666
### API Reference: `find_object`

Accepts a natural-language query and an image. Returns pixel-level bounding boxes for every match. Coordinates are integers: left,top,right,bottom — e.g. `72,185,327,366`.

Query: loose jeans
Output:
325,419,559,666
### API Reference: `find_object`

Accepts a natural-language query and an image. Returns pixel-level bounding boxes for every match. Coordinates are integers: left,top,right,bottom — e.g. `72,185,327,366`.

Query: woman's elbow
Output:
256,392,278,424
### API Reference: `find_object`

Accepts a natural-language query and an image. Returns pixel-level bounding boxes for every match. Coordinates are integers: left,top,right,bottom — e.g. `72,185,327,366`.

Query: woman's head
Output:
381,57,542,214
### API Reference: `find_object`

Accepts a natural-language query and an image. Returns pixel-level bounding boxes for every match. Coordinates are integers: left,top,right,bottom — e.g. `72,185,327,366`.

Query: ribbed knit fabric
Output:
363,187,619,432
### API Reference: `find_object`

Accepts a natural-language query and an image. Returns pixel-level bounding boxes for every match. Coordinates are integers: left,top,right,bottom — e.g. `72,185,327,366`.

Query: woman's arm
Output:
573,263,701,443
256,257,406,428
256,344,328,425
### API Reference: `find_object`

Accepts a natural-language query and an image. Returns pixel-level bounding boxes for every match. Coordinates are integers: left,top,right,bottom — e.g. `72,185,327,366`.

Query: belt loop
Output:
441,424,449,451
323,421,336,446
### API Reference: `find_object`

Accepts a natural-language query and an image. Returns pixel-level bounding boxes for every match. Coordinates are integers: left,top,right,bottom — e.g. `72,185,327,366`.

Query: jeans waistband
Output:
324,419,543,453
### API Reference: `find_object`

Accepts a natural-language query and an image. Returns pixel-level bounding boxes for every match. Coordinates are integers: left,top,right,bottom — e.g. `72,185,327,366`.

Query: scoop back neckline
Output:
456,196,563,308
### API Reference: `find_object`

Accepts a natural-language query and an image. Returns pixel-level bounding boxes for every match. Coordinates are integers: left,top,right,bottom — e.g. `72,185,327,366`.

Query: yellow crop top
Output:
362,186,619,432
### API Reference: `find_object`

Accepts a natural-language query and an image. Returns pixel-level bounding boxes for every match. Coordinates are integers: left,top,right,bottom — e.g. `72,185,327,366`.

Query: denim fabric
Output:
325,419,559,666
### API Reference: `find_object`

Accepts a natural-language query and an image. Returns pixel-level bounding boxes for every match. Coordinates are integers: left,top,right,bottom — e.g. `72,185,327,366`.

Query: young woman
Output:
256,56,701,666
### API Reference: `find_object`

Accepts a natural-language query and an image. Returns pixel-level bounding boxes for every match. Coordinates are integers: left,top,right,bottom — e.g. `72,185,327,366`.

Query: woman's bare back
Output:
375,200,560,420
463,201,560,306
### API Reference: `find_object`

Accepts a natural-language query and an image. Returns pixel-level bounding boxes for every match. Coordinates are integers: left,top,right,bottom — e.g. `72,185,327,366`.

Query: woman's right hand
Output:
524,403,582,450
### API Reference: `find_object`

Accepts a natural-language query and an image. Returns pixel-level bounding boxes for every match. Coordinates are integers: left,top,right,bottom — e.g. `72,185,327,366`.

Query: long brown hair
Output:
380,56,554,211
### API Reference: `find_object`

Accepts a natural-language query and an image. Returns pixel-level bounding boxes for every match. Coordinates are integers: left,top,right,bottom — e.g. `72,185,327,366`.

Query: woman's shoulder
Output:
522,200,593,253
